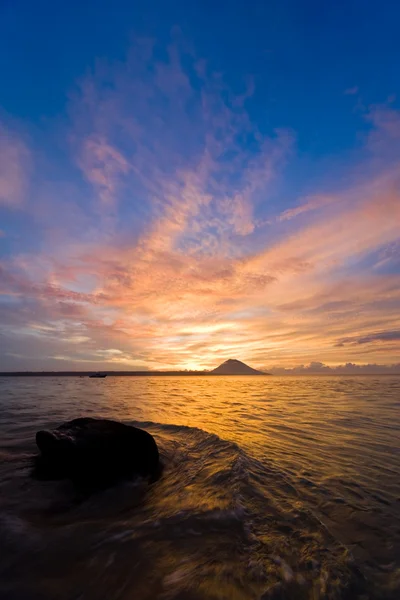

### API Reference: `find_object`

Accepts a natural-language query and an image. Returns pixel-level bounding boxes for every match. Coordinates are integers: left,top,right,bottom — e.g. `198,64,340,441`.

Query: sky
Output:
1,0,400,372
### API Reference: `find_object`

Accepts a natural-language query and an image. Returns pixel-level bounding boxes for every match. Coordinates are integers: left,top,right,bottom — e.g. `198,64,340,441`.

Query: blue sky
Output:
1,0,400,371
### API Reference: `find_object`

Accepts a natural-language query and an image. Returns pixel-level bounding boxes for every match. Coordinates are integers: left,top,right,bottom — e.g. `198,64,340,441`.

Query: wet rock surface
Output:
34,417,160,485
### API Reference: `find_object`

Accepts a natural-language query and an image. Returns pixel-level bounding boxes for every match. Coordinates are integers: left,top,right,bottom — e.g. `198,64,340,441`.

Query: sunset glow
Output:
1,3,400,372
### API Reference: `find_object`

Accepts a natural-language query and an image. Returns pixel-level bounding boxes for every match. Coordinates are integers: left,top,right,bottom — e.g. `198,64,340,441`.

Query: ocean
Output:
0,375,399,599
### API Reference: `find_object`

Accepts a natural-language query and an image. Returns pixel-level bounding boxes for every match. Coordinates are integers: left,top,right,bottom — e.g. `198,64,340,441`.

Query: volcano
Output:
210,359,268,375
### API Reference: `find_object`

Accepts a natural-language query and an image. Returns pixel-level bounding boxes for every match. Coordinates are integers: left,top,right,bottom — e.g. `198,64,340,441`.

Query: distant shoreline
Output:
0,371,270,377
0,371,399,377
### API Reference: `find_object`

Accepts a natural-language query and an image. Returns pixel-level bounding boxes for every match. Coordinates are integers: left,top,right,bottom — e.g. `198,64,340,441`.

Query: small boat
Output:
89,372,107,378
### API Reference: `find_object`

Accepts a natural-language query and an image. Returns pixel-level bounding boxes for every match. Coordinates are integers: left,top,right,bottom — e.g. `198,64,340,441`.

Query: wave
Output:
0,420,371,599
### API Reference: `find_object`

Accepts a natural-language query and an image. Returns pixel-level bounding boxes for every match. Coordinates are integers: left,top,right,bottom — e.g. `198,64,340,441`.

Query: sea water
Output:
0,375,399,599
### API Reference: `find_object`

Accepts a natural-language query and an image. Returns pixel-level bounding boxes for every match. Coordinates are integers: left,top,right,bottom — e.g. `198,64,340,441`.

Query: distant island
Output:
0,359,270,377
210,359,266,375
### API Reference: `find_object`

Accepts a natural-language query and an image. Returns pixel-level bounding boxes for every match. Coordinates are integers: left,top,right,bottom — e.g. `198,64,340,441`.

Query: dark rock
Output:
34,417,160,485
210,359,268,375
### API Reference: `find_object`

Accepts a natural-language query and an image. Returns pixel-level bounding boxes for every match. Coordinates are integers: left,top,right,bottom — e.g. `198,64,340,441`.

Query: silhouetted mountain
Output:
0,361,271,377
210,359,268,375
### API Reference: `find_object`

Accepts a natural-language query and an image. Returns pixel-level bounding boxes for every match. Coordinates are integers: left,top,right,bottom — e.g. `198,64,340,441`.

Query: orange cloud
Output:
3,155,400,370
1,52,400,371
4,182,398,370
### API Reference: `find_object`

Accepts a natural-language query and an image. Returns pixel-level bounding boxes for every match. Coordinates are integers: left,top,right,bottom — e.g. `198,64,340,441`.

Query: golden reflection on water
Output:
0,375,399,598
97,375,399,475
99,375,400,566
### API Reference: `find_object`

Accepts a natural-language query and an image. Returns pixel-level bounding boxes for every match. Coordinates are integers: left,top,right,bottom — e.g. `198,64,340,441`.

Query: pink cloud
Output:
78,135,130,206
0,122,31,208
276,194,333,222
251,172,400,275
12,164,397,368
366,104,400,139
4,153,400,370
2,44,400,371
364,104,400,160
69,41,292,247
2,247,399,369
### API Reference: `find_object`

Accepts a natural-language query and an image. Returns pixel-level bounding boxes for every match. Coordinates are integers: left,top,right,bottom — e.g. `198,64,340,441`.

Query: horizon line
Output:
1,369,400,377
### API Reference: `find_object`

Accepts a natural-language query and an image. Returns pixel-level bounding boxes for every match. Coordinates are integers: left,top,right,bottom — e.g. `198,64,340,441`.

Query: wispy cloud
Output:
344,86,359,96
78,135,130,206
69,39,292,245
275,195,333,222
336,330,400,346
0,122,31,208
1,42,400,371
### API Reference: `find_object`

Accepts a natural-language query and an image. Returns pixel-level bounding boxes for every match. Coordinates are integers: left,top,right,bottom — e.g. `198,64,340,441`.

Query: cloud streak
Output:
0,122,31,208
336,330,400,346
1,42,400,371
78,135,130,206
